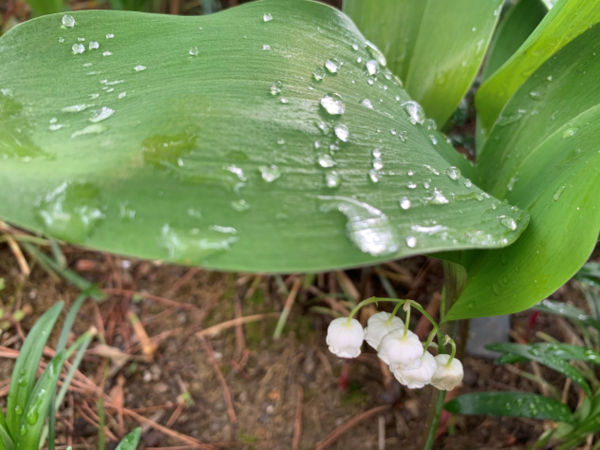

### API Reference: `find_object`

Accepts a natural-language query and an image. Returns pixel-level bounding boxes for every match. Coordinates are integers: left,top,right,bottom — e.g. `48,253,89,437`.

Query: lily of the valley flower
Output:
326,317,365,358
430,354,464,390
394,351,437,389
377,328,423,370
364,311,404,350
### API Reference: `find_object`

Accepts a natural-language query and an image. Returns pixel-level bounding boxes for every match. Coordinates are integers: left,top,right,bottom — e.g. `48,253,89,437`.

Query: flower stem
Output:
386,302,404,325
402,304,411,337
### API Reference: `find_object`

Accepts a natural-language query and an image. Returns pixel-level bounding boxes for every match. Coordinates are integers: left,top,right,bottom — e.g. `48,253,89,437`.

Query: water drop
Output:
106,33,114,39
320,93,345,115
498,109,526,126
71,124,107,138
133,65,146,72
58,37,64,43
368,169,381,183
553,184,567,201
425,188,449,205
20,425,27,436
89,106,114,123
270,80,282,95
118,92,127,99
62,15,75,27
429,135,437,145
159,224,237,263
189,47,199,56
507,175,518,191
372,157,383,171
497,215,517,231
445,166,460,180
401,101,426,125
280,98,288,104
262,44,271,51
318,153,336,168
277,138,285,145
352,43,359,51
103,51,112,56
360,98,374,109
407,181,417,189
313,67,326,81
49,124,67,131
258,165,281,182
365,40,387,66
398,130,408,142
231,199,251,211
15,405,23,415
366,60,379,75
334,124,349,142
367,78,374,86
400,197,411,210
464,179,472,188
563,127,579,139
325,170,341,188
405,236,417,248
263,13,273,22
72,43,85,54
325,59,341,74
318,196,400,256
35,181,105,241
78,37,85,42
89,41,99,50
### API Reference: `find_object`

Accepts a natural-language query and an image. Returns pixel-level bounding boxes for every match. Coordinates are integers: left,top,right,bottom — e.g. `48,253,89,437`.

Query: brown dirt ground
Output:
1,244,596,450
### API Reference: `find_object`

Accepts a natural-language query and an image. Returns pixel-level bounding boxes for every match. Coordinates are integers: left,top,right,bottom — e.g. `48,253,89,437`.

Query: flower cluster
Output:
326,301,463,391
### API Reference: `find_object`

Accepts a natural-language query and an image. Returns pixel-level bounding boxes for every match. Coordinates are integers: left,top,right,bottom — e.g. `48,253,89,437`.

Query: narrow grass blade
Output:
0,420,12,450
6,301,63,439
115,428,141,450
533,300,600,331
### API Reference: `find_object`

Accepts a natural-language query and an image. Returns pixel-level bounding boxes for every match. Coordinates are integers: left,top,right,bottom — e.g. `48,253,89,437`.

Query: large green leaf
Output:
476,0,600,135
0,1,527,273
26,0,64,16
343,0,503,127
447,24,600,320
6,302,63,439
476,0,547,151
444,392,574,423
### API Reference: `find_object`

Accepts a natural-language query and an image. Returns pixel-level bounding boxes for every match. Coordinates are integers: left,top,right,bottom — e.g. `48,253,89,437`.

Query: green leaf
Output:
476,0,600,135
533,299,600,330
489,342,600,365
0,1,528,272
486,343,593,397
343,0,503,126
115,428,141,450
447,24,600,321
15,351,66,450
26,0,64,16
444,392,574,423
6,302,63,439
0,425,12,450
476,0,547,151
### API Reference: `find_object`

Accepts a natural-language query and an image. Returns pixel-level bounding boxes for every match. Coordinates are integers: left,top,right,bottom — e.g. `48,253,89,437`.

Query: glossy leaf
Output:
486,343,592,397
6,302,63,439
476,0,547,151
444,392,574,423
26,0,64,16
490,342,600,365
533,300,600,331
447,24,600,320
344,0,502,126
476,0,600,135
115,428,141,450
0,1,527,273
15,351,66,450
0,415,11,450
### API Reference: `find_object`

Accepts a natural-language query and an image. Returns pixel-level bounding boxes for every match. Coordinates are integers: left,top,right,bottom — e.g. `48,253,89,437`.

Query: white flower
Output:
430,354,464,391
394,351,437,389
364,311,404,350
377,328,423,370
326,317,364,358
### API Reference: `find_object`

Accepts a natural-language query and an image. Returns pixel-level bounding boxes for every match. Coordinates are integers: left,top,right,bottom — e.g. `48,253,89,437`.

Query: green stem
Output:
446,336,457,365
403,304,411,337
386,302,404,325
421,390,447,450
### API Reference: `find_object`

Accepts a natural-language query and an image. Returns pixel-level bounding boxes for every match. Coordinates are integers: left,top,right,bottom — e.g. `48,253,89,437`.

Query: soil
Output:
1,244,594,450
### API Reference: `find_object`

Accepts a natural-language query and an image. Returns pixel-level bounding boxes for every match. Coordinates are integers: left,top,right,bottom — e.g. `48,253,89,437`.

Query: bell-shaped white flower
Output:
430,354,464,391
377,328,423,370
326,317,364,358
364,312,404,350
394,351,437,389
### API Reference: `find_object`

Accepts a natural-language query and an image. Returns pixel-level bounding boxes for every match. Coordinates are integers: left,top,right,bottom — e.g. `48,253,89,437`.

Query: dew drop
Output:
360,98,374,109
258,165,281,182
325,59,341,74
159,224,237,262
318,153,336,168
445,166,461,180
62,103,95,113
320,93,345,115
400,197,411,210
407,181,417,189
189,46,199,56
106,33,114,39
553,184,567,201
89,106,114,123
334,124,349,142
429,135,438,145
133,65,146,72
313,67,326,81
103,51,112,56
368,169,381,183
497,215,517,231
262,44,271,51
71,124,107,138
270,80,282,95
563,127,579,139
366,60,379,75
118,92,127,99
231,199,251,211
263,13,273,22
62,15,75,27
507,175,518,191
405,236,417,248
72,43,85,54
15,405,23,415
401,101,426,125
325,170,341,188
89,41,99,50
365,40,387,66
464,179,472,188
